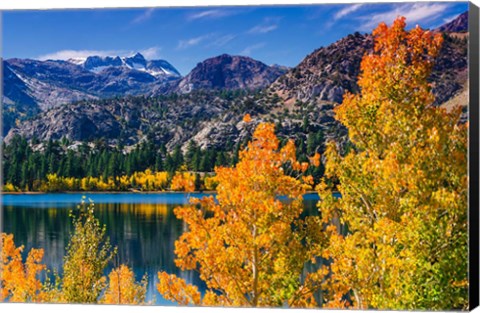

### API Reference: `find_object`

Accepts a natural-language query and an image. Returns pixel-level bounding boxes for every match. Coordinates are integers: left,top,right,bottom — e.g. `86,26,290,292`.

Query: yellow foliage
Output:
158,122,323,307
157,272,201,306
170,172,196,193
2,183,18,192
204,175,218,191
309,152,321,167
318,17,467,310
1,233,47,303
36,169,172,192
61,199,115,303
131,170,169,191
102,265,147,305
1,202,147,305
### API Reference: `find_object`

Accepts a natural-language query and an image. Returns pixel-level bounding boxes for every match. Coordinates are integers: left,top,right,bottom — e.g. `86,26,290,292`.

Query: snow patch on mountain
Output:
67,58,87,65
90,65,110,73
66,53,181,78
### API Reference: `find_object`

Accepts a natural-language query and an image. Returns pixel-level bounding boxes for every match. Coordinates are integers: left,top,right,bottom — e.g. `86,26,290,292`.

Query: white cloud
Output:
38,46,162,61
211,34,236,47
177,34,212,49
247,16,281,34
359,3,448,31
131,8,155,24
187,9,234,21
443,14,460,24
334,4,364,20
38,49,125,60
177,33,235,50
248,23,277,34
140,46,162,59
240,42,265,56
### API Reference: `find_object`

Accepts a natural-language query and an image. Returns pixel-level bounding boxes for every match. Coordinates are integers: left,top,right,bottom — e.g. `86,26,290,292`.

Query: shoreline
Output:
1,190,320,195
1,190,216,195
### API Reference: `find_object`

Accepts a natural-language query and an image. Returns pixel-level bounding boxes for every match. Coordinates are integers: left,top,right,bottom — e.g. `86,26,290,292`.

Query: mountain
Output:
269,11,468,107
4,91,268,149
3,62,38,110
81,55,123,72
269,32,373,104
146,59,182,77
3,64,40,135
2,53,182,133
4,12,469,152
2,53,286,134
73,52,181,78
3,53,181,110
5,58,101,111
4,89,344,158
436,11,468,33
174,54,287,93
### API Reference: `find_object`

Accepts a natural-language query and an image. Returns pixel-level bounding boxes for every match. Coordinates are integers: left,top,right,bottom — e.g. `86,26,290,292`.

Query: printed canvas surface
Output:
0,2,472,310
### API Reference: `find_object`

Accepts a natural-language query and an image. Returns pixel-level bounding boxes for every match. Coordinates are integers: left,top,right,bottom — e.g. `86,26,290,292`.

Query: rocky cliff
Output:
175,54,287,94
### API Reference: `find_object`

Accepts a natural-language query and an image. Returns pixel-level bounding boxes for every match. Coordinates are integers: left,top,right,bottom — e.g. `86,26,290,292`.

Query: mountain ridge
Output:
173,54,287,94
70,52,182,78
436,11,468,33
3,11,469,153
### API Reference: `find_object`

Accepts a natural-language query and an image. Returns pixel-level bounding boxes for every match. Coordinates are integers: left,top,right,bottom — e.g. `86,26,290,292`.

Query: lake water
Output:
1,192,320,305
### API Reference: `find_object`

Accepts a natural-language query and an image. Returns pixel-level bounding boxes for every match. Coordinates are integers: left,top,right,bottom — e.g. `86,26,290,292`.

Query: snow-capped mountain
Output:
2,52,183,133
68,52,181,78
3,11,469,146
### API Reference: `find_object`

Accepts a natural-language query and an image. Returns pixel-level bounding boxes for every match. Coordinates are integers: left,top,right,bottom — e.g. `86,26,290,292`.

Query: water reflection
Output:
2,193,320,305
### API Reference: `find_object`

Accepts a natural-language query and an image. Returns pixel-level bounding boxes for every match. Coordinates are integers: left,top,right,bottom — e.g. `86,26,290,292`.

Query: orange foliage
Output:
1,233,47,303
158,122,322,307
318,17,467,310
242,113,252,123
102,265,147,305
171,172,196,193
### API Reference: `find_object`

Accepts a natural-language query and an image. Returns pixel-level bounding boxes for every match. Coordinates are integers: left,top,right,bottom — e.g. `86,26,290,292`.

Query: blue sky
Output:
3,2,468,75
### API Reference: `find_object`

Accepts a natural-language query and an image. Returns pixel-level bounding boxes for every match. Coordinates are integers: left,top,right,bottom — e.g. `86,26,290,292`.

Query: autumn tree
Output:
0,233,47,303
170,170,196,193
102,265,148,305
158,121,323,307
317,17,468,310
1,199,148,305
61,197,116,303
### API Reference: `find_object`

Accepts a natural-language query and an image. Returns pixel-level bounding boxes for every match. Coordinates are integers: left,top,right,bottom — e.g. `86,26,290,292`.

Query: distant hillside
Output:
436,11,468,33
173,54,287,94
269,32,373,104
3,52,180,110
4,12,469,154
269,11,468,108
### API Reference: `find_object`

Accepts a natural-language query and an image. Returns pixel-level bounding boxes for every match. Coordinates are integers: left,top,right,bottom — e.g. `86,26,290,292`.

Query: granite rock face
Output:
436,11,468,33
175,54,287,93
4,12,469,153
269,16,468,107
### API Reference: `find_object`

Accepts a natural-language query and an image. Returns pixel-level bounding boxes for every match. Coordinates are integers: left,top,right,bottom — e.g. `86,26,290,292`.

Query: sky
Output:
2,2,469,75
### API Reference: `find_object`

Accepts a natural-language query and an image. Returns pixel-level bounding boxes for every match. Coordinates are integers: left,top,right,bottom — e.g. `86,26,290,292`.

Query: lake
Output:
1,192,321,305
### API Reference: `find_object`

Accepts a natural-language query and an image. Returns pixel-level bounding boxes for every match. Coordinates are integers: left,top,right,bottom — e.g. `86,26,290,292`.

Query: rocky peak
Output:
124,52,147,69
436,11,468,33
83,55,123,71
269,32,373,103
269,22,467,106
146,59,182,77
176,54,287,93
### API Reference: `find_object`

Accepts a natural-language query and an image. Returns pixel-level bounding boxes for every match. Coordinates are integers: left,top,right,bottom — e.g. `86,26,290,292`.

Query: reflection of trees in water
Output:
3,205,74,274
3,196,322,303
3,201,205,303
